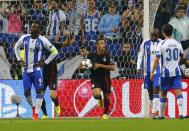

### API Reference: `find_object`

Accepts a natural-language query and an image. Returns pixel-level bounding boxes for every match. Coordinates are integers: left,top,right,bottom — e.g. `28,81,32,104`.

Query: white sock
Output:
35,96,43,114
152,94,160,113
150,100,153,113
177,95,183,116
159,98,166,117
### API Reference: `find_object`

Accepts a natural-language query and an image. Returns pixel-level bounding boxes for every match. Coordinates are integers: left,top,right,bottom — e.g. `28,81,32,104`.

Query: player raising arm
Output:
150,24,184,119
14,21,58,120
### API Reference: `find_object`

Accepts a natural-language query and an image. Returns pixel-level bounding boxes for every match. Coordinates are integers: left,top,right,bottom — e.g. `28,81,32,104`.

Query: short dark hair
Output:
162,24,173,37
150,28,159,37
176,5,186,12
80,45,87,50
79,45,90,52
108,1,117,8
51,0,58,3
95,37,105,45
32,21,41,28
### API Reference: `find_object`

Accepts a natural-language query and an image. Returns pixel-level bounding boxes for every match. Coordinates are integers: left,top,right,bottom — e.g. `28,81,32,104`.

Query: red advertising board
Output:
57,79,189,118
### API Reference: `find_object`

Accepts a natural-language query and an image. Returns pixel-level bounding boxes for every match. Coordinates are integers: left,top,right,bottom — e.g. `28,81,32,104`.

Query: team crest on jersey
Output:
35,42,40,51
103,57,106,62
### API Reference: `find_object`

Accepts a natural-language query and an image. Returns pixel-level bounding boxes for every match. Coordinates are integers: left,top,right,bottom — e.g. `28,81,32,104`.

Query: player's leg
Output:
23,72,35,118
173,76,184,119
144,75,153,114
92,88,102,99
91,79,103,107
49,76,60,117
152,73,160,116
92,83,102,107
33,70,44,120
175,89,184,119
102,77,112,120
147,87,153,111
144,75,153,102
50,90,59,107
35,88,44,115
102,91,110,119
159,90,167,119
23,72,34,108
50,90,60,117
159,77,169,119
41,64,51,118
41,82,48,119
48,62,60,117
152,87,160,115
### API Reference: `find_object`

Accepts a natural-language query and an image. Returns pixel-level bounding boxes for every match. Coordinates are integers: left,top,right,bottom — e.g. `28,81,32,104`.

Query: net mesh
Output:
149,0,161,30
0,0,163,118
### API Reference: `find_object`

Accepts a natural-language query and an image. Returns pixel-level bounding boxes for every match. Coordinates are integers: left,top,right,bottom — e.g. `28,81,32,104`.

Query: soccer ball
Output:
81,59,93,69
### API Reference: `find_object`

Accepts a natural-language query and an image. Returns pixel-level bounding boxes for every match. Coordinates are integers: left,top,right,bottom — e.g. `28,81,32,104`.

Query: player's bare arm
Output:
62,35,75,47
94,63,115,71
18,60,25,67
55,30,75,48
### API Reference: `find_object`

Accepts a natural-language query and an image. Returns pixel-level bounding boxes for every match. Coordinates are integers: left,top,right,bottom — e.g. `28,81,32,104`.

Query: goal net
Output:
1,0,186,118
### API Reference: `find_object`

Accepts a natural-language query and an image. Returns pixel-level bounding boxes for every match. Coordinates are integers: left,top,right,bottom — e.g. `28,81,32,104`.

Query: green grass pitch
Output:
0,118,189,131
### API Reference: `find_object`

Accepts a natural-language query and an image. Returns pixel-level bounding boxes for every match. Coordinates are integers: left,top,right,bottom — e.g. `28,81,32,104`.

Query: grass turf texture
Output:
0,118,189,131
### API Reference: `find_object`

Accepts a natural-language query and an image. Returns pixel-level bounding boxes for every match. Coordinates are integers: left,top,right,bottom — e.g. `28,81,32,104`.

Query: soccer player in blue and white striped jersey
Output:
46,0,66,36
151,24,184,119
137,29,162,117
14,22,58,120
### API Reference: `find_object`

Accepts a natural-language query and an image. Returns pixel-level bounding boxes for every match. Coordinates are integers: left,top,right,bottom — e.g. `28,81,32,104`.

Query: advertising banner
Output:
57,79,189,118
0,80,53,118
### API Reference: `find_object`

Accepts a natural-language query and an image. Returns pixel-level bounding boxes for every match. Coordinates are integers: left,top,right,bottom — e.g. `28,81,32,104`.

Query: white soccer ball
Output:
81,59,93,69
185,68,189,76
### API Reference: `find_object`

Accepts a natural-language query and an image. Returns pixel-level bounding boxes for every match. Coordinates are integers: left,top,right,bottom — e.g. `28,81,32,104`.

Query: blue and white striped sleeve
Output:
137,40,145,70
156,42,162,57
14,35,24,61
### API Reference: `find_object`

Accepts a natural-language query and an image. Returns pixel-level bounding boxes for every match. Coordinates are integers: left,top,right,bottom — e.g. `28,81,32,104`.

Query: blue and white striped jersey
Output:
14,34,57,73
137,39,162,75
84,10,100,42
156,38,184,77
46,10,66,36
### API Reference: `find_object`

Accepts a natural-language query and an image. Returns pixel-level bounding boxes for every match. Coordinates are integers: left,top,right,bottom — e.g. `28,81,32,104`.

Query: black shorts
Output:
43,61,58,91
91,77,111,93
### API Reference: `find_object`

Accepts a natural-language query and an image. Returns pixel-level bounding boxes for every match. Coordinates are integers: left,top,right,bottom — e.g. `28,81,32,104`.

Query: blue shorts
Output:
160,76,182,91
144,74,160,89
23,70,44,92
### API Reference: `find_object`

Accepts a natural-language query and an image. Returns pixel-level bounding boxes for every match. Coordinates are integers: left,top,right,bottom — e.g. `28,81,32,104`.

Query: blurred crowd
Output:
0,0,189,79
